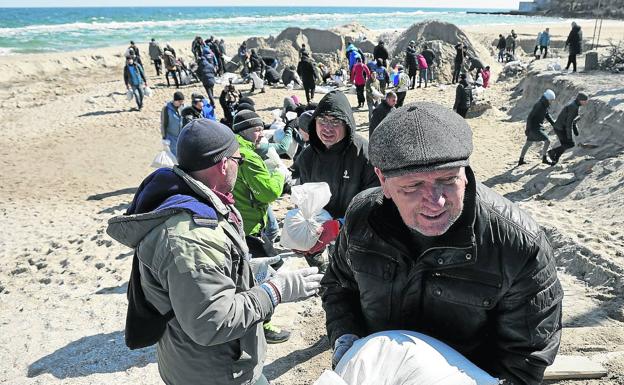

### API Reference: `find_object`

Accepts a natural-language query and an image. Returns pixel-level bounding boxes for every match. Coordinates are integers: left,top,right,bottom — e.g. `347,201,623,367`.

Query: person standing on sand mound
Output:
518,89,557,166
106,120,323,385
322,102,563,384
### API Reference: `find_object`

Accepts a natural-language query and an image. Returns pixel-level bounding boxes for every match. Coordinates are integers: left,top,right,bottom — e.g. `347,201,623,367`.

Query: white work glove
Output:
332,334,359,369
249,255,281,283
268,267,323,304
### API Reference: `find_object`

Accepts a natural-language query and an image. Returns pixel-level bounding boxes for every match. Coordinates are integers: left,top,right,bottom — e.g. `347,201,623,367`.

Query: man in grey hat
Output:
548,92,589,164
321,102,563,384
107,119,323,385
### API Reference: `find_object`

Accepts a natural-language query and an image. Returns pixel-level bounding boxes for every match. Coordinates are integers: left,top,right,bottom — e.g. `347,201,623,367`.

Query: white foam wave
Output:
0,10,443,37
0,47,13,55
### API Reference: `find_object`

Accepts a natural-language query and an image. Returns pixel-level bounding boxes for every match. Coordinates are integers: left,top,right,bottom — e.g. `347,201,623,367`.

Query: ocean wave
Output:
0,10,443,37
0,47,14,56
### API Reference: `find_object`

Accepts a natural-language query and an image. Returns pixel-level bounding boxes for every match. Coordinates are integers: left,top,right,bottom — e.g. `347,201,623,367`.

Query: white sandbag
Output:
314,370,348,385
285,111,298,121
270,120,285,131
143,86,153,97
273,127,299,159
372,88,384,100
150,140,177,169
180,72,191,85
547,60,562,71
280,183,332,251
262,129,275,141
126,89,134,101
250,71,264,89
316,85,334,94
334,330,499,385
271,109,282,121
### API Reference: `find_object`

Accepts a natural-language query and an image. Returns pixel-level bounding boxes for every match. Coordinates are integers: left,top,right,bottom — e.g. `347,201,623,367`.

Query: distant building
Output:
519,0,551,12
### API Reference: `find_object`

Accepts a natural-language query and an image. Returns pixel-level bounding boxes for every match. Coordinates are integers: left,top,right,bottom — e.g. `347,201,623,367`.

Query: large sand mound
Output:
389,21,492,83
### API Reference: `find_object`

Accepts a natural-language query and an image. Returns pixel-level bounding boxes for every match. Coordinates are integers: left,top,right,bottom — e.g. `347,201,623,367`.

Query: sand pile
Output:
389,21,492,83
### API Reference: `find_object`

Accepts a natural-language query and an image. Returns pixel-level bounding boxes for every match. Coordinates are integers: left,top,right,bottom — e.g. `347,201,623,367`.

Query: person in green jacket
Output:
231,110,292,344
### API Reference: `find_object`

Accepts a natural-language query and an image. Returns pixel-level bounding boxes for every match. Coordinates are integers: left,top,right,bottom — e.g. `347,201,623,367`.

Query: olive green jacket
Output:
107,167,274,385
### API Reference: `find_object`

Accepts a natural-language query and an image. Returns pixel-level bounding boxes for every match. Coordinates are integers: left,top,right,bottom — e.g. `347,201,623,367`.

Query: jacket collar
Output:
172,166,230,217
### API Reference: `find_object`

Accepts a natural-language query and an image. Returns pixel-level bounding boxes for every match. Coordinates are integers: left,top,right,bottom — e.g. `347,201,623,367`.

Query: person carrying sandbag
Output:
123,56,148,111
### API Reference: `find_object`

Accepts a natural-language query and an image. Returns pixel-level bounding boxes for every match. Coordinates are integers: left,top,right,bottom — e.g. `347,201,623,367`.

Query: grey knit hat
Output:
177,119,239,172
369,102,473,177
232,109,263,134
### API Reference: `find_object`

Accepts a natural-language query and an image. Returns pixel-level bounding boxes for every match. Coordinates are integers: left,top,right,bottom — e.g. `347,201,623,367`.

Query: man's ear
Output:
219,157,228,176
374,167,392,199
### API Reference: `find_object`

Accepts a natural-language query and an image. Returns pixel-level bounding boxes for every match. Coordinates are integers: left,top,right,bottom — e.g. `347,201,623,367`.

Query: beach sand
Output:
1,19,624,385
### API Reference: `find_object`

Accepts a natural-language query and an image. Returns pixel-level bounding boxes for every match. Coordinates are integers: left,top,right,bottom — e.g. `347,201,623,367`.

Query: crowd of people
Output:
110,24,594,384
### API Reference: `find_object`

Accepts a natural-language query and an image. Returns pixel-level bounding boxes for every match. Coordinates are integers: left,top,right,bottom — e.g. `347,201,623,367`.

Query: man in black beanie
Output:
548,92,589,164
321,102,562,384
107,119,323,385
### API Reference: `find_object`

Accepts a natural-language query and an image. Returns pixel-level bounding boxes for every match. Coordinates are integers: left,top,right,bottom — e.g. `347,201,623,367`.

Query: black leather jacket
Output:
321,167,563,385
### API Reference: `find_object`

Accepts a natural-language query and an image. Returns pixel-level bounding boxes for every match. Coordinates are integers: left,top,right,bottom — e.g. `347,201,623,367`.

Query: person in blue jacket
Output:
346,42,364,71
539,28,551,58
123,56,148,111
197,55,217,107
160,91,185,156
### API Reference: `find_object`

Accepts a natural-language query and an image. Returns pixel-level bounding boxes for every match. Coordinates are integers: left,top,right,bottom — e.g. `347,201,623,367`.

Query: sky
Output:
1,0,522,9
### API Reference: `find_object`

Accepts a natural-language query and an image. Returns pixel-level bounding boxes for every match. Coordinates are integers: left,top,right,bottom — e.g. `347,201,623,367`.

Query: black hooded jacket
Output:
373,43,389,62
293,91,379,219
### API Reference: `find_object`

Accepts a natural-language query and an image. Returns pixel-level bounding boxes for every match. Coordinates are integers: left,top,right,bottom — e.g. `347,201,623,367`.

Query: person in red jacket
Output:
350,57,371,108
482,66,491,88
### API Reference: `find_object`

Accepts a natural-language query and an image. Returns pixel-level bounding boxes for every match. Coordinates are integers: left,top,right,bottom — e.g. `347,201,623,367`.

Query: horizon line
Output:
0,5,514,10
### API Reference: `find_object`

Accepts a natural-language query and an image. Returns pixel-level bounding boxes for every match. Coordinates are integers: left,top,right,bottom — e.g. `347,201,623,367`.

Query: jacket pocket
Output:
426,270,501,310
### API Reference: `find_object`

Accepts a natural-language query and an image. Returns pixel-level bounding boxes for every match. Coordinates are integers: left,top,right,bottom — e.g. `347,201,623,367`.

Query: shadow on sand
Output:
27,331,155,379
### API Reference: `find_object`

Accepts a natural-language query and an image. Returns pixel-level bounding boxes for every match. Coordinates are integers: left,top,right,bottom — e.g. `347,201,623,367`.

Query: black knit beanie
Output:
370,102,473,177
177,119,239,172
236,102,256,112
232,110,263,134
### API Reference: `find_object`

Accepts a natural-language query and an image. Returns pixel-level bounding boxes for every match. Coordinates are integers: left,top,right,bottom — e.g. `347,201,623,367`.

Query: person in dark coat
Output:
219,82,242,127
293,90,379,271
181,94,205,126
297,53,318,104
453,73,473,118
281,65,301,87
548,93,589,164
373,41,389,68
196,56,216,106
452,42,466,84
323,102,562,384
421,43,436,82
565,22,583,72
496,34,506,62
518,89,557,166
468,56,484,80
264,66,280,86
369,91,397,137
405,41,418,89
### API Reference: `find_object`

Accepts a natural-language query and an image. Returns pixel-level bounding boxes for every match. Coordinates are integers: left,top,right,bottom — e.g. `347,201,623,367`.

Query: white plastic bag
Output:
250,71,264,89
333,330,499,385
143,86,153,97
150,140,177,168
126,89,134,101
180,72,191,85
372,88,384,100
280,183,332,251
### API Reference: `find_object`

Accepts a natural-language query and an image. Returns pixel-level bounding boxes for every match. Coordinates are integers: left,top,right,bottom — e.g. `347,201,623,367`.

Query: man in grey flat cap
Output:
321,102,563,385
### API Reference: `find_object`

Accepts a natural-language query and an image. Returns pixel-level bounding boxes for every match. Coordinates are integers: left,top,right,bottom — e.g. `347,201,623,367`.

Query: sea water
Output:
0,6,565,55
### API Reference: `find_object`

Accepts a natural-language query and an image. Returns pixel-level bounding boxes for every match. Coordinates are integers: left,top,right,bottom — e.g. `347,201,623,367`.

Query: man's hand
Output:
249,255,281,283
332,334,359,369
267,267,323,303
